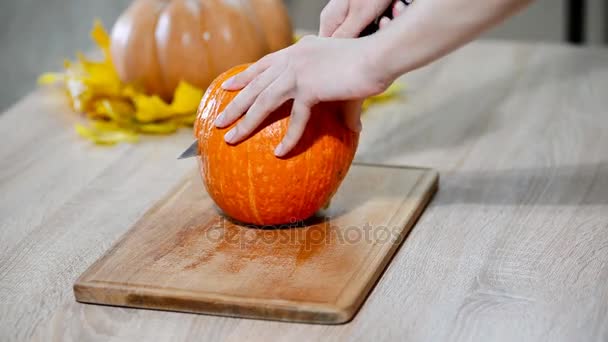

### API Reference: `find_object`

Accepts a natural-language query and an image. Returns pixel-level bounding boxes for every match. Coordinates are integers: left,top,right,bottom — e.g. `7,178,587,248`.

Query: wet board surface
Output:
74,163,438,324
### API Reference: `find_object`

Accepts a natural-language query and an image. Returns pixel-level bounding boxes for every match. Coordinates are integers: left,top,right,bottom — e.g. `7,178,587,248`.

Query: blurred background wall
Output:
1,0,606,111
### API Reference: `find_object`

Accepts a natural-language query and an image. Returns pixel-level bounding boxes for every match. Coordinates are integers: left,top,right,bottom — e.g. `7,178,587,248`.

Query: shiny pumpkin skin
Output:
195,65,359,226
111,0,293,100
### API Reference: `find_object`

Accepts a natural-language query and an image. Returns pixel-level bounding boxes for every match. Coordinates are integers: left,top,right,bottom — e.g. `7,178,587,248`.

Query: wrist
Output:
360,34,401,95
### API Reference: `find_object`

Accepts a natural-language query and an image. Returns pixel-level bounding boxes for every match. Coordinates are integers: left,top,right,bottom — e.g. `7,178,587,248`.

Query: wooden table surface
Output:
1,40,608,341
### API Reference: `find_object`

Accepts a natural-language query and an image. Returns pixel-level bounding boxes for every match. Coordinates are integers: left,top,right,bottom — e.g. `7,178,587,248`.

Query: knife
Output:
177,0,410,159
178,139,200,159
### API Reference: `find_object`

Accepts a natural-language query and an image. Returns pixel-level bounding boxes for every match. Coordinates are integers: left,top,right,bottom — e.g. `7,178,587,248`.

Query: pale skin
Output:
215,0,534,157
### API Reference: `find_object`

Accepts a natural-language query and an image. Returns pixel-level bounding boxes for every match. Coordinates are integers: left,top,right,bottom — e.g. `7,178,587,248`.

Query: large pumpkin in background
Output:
195,65,359,226
111,0,293,100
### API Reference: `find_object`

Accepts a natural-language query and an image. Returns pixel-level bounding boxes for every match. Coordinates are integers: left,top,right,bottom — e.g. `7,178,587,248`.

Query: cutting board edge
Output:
333,167,439,316
73,280,354,324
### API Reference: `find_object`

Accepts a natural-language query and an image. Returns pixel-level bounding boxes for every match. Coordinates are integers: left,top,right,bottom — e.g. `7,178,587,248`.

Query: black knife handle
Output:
359,0,410,37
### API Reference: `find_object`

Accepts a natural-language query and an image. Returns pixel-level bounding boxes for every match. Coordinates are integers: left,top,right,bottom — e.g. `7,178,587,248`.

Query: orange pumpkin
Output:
195,65,359,226
110,0,293,100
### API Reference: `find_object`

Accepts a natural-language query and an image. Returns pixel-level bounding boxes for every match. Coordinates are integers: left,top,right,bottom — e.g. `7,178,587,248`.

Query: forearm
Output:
368,0,533,83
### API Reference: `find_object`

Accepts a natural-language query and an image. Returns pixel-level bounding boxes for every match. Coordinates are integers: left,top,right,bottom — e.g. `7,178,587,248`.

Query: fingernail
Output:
379,17,390,29
274,143,284,157
221,77,234,89
215,113,225,127
395,0,406,13
355,120,363,132
224,128,237,143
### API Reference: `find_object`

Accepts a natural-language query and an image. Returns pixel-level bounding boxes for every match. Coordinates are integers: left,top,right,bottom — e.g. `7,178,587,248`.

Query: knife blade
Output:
177,0,410,160
177,140,199,159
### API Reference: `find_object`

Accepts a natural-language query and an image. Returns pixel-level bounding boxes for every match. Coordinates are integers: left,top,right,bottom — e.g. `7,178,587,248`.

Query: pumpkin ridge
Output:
299,127,313,221
246,136,263,224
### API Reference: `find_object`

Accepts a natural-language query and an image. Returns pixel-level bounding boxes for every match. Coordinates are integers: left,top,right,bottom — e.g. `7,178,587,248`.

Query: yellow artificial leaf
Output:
120,84,141,98
76,53,122,96
138,121,179,134
66,78,89,112
91,120,121,131
86,109,108,121
91,19,112,59
374,81,404,101
133,94,173,123
38,73,64,85
170,81,204,114
75,123,138,145
133,81,203,122
94,99,135,123
363,81,404,111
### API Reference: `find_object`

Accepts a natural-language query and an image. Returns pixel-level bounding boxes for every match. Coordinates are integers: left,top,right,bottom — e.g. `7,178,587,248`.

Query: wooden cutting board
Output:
74,163,438,324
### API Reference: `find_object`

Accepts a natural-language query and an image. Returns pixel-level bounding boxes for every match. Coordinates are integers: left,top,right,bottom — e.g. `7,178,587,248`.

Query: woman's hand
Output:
214,36,389,157
319,0,405,38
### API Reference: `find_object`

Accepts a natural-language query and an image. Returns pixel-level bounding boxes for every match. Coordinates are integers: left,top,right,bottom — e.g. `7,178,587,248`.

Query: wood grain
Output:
74,164,438,324
2,40,608,341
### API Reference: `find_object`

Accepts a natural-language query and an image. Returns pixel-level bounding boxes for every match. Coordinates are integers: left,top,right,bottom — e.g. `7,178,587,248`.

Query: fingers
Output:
223,76,293,144
319,0,348,37
274,100,312,157
221,55,272,91
331,14,368,38
215,66,280,128
379,17,391,30
379,0,409,31
392,0,407,18
341,100,363,132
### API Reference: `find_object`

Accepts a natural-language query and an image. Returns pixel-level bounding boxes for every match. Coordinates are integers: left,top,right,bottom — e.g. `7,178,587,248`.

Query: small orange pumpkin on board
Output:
195,64,359,226
110,0,293,100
